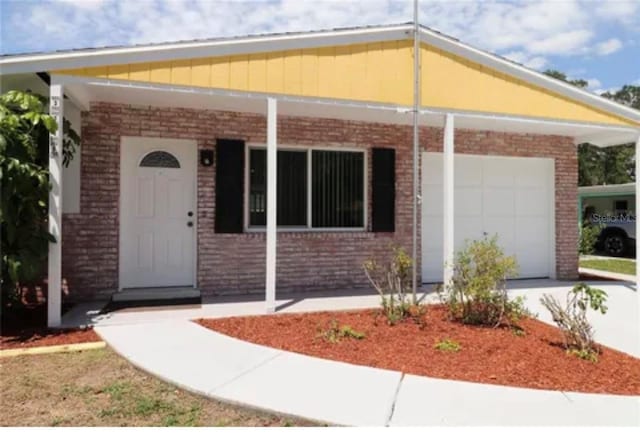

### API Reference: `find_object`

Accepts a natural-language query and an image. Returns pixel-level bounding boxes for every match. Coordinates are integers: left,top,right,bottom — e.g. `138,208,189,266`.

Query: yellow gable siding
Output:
55,40,414,106
421,44,633,126
54,40,636,127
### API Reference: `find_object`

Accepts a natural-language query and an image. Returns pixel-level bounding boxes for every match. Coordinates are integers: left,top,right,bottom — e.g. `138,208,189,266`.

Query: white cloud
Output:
527,30,593,55
586,78,602,90
594,38,623,56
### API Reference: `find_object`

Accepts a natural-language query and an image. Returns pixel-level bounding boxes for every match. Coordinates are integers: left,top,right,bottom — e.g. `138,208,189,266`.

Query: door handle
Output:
187,221,193,227
187,211,193,217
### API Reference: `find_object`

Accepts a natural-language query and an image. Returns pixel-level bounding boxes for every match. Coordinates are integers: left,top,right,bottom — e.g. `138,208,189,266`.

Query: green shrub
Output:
434,339,461,352
540,283,607,361
579,223,601,255
438,235,525,327
363,245,424,325
319,320,366,343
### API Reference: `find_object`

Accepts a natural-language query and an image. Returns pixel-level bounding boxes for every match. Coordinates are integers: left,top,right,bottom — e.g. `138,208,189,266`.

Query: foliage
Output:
0,90,80,306
578,222,601,255
434,338,461,352
318,319,366,343
540,283,608,362
363,245,424,325
437,235,526,327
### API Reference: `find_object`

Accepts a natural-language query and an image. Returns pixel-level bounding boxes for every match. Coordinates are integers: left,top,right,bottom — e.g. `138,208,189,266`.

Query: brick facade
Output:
60,102,578,300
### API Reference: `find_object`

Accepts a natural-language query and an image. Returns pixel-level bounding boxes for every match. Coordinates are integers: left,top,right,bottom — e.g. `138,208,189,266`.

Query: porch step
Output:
105,287,201,312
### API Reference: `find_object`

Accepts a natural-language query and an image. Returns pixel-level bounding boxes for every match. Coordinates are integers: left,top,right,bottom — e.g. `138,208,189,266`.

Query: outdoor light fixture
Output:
200,149,214,166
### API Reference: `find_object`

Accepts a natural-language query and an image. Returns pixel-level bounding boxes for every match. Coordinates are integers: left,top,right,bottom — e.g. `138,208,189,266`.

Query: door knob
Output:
187,221,193,227
187,211,193,217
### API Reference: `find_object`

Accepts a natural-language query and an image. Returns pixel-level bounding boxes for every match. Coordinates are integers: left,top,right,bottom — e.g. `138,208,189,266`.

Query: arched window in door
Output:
139,151,180,168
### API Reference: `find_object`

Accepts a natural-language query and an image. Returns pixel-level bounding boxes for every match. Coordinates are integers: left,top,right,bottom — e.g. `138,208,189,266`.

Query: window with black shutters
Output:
247,147,365,229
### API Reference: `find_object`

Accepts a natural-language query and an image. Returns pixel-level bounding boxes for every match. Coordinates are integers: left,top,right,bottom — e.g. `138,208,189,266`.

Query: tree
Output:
0,90,79,310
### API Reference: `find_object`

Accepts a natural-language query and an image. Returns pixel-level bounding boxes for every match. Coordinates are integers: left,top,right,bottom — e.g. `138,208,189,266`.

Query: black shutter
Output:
371,148,395,232
215,139,245,233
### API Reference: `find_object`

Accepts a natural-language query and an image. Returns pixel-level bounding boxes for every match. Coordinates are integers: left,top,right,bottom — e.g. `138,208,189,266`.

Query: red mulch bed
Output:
0,327,101,350
196,305,640,396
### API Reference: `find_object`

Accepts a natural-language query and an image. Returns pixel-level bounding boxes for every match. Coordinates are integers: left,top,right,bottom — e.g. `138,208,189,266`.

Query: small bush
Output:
540,283,607,361
579,223,601,255
437,235,525,327
434,339,461,352
364,245,424,325
319,320,366,343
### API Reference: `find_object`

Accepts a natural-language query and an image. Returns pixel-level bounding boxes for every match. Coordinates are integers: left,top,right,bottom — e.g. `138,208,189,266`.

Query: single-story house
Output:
2,23,639,326
579,183,636,256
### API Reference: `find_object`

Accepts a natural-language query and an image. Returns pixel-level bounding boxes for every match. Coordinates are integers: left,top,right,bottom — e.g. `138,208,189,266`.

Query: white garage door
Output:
421,152,554,283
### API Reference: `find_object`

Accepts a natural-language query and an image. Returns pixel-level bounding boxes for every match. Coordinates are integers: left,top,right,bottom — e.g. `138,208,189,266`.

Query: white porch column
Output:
443,114,455,285
636,134,640,294
265,98,277,313
48,81,64,327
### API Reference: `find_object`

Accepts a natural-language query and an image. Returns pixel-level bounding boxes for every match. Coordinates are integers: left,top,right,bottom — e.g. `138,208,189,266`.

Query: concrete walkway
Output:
91,280,640,426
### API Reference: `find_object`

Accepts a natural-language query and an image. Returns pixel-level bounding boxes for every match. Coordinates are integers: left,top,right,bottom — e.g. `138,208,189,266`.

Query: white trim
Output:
265,97,277,313
0,25,412,75
548,159,557,280
244,143,368,232
47,81,64,328
118,136,198,291
418,27,640,125
442,114,455,285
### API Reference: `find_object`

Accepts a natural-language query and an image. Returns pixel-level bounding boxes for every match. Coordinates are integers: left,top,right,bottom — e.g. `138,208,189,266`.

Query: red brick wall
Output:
60,102,577,300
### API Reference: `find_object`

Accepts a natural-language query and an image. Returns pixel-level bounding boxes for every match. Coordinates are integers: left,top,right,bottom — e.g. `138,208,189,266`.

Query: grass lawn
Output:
580,258,636,275
0,348,314,427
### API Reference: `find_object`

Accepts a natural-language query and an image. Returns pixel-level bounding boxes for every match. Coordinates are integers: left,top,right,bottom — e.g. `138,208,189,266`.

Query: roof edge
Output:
0,23,413,74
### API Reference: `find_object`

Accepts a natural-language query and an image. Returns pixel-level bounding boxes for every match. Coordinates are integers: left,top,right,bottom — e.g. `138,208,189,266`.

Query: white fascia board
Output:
418,27,640,125
0,25,412,75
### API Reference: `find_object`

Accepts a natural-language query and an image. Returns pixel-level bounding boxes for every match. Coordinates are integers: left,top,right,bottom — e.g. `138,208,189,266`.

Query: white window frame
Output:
244,143,367,232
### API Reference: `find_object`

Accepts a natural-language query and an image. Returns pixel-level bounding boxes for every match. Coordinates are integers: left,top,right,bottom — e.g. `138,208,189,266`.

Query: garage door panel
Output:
483,159,515,186
455,157,482,186
422,187,443,217
483,189,515,216
455,187,482,216
517,165,548,187
516,190,547,217
422,154,443,185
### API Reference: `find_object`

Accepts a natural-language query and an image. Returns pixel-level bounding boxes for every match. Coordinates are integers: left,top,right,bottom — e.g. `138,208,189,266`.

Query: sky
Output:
1,0,639,94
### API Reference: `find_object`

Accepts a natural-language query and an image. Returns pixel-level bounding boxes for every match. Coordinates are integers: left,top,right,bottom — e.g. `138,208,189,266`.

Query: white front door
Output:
120,137,196,289
421,152,554,283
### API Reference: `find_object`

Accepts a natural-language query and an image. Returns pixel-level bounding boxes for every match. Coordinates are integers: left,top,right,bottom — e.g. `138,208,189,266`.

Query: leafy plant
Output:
540,283,608,362
437,235,525,327
0,90,80,308
578,222,601,255
434,338,461,352
363,245,424,325
318,319,366,343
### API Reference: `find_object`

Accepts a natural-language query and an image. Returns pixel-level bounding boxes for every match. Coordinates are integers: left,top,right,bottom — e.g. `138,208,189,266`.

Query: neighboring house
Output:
1,23,640,326
579,183,636,256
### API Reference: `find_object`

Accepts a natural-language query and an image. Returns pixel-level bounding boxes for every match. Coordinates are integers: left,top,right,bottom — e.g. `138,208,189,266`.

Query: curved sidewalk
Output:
95,319,640,426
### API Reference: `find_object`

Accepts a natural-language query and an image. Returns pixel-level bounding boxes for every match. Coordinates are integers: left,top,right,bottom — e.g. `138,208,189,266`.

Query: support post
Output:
636,135,640,295
411,0,420,301
443,114,455,285
265,98,277,313
48,80,64,327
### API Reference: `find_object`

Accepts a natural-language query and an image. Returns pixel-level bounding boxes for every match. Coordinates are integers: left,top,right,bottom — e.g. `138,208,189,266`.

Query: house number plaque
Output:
49,96,61,157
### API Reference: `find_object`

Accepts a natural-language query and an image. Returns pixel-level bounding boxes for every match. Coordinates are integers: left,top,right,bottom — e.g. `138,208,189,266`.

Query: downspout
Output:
412,0,420,303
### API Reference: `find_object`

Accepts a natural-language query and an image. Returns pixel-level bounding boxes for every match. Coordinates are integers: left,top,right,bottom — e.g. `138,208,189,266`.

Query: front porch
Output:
43,72,640,327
